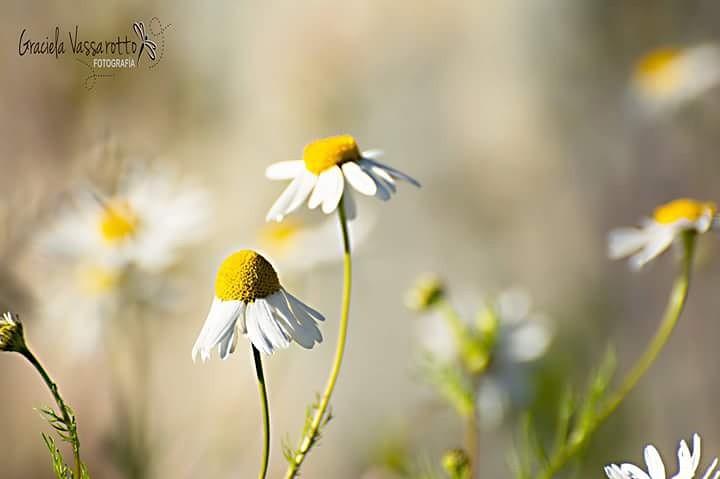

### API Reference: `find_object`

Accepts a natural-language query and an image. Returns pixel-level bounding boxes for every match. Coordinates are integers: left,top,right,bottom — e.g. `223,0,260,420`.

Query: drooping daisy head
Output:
632,44,720,113
192,249,324,361
0,311,25,353
41,163,210,272
265,135,420,222
604,433,719,479
608,198,718,270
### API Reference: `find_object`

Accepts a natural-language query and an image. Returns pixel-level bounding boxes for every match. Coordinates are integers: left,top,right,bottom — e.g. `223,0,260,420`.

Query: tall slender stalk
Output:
252,345,270,479
284,199,353,479
535,231,697,479
21,346,82,479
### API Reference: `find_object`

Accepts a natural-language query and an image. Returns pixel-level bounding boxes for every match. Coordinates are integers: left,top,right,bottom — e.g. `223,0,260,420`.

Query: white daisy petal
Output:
342,161,377,196
286,171,318,212
609,227,652,259
308,168,335,210
284,289,325,322
361,149,384,159
192,298,244,362
644,445,666,479
367,164,397,193
363,157,421,187
271,291,321,348
363,168,391,201
245,302,274,355
342,187,357,221
266,175,304,222
321,166,345,214
629,229,675,270
255,297,291,351
266,160,305,180
620,464,652,479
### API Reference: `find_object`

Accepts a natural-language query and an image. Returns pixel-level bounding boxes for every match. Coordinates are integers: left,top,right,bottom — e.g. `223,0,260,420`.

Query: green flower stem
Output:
252,345,270,479
535,231,697,479
20,346,82,479
284,199,353,479
465,403,479,479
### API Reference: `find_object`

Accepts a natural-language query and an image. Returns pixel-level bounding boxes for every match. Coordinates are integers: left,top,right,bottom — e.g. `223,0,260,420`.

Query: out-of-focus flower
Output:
604,433,719,479
405,274,446,312
608,198,717,270
265,135,419,222
442,449,470,479
41,164,209,272
192,250,324,360
632,44,720,112
257,213,372,274
0,311,26,353
474,288,552,428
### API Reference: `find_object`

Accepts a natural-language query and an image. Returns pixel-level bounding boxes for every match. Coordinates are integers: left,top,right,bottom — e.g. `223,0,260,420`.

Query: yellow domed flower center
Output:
215,250,281,302
260,220,300,254
635,48,683,95
303,135,361,175
653,198,717,224
99,199,139,243
79,265,121,294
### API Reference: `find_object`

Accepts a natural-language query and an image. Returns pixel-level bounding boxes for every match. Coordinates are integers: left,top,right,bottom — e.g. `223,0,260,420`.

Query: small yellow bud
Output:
442,449,470,479
405,274,445,312
0,312,26,353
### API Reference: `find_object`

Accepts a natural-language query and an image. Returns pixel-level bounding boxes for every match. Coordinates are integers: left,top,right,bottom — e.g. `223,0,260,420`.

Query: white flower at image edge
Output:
192,250,324,359
265,135,419,222
604,433,720,479
609,198,717,270
40,165,210,272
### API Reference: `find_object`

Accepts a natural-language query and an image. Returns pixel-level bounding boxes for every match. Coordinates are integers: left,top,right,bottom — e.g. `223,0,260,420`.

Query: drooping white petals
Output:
342,162,377,196
266,175,305,222
361,156,421,188
342,187,357,221
321,165,345,214
192,298,244,362
266,160,305,180
629,229,675,270
609,227,652,259
308,167,336,210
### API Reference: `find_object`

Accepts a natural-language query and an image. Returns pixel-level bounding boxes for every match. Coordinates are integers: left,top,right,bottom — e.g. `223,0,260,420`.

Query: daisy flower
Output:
265,135,419,222
0,311,25,353
608,198,718,270
604,433,720,479
41,164,209,272
192,249,324,360
631,44,720,112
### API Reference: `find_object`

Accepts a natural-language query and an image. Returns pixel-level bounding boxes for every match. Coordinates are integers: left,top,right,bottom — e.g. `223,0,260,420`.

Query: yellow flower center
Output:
99,199,139,243
79,265,121,294
653,198,717,224
303,135,361,175
215,250,281,302
259,220,300,255
635,48,683,95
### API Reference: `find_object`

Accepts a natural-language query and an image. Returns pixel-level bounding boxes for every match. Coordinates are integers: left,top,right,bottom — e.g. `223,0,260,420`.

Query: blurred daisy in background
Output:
192,249,324,360
265,134,419,222
40,163,209,272
604,433,719,479
256,213,373,274
34,160,211,352
473,288,552,428
608,198,717,270
631,44,720,113
414,284,552,428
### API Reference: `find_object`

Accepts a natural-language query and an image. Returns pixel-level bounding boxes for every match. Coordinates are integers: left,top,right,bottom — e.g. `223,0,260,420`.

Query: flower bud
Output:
442,448,470,479
405,274,445,312
0,312,26,353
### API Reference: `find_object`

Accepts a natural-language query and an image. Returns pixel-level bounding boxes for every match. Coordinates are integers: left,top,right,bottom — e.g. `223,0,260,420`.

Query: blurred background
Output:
3,1,720,478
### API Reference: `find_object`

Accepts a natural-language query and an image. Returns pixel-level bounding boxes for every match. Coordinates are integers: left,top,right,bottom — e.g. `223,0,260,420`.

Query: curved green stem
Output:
535,231,696,479
252,345,270,479
284,199,352,479
21,347,82,479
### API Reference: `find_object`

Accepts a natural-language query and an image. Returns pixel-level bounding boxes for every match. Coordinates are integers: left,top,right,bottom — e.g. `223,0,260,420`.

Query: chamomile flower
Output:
608,198,718,270
632,44,720,112
192,249,324,360
265,135,419,222
604,433,720,479
41,164,209,272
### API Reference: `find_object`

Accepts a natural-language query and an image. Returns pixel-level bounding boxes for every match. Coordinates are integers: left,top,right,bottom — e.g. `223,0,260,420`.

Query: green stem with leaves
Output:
284,199,353,479
21,346,82,479
252,345,271,479
535,231,697,479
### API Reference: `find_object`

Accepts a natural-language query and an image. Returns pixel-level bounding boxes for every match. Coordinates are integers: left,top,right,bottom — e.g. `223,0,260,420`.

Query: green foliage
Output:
283,393,333,473
419,352,475,419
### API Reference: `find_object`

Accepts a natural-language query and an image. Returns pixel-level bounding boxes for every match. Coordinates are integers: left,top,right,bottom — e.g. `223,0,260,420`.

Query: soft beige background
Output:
2,1,720,478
